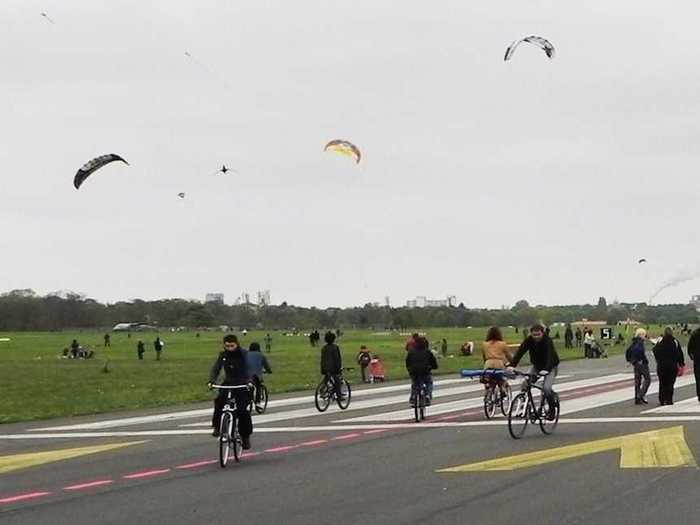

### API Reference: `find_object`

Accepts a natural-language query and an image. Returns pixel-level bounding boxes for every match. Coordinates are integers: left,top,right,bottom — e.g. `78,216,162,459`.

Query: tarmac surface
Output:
2,355,699,525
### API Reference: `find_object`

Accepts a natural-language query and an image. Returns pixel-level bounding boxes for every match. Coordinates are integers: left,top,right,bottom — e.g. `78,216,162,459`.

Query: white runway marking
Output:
642,395,700,414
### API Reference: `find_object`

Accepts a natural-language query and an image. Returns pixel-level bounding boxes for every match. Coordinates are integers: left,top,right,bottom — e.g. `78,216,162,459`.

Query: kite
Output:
504,36,555,61
73,154,129,190
638,258,647,264
41,12,55,24
323,139,361,164
177,192,186,199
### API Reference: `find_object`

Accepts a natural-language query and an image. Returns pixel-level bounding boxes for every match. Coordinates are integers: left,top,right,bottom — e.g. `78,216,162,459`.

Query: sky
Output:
1,1,700,308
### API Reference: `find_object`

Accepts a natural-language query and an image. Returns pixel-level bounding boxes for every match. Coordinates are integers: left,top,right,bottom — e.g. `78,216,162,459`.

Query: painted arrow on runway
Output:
0,441,147,474
437,426,697,472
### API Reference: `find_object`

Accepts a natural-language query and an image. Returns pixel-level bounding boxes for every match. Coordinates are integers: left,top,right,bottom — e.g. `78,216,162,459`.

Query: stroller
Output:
588,340,608,359
368,358,385,383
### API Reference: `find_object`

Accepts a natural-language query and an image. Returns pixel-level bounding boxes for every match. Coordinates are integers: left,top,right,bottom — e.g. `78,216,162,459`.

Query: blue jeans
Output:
410,374,433,401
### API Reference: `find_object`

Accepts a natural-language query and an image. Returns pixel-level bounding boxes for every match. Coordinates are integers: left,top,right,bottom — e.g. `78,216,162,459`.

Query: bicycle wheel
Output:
232,418,243,462
500,383,512,417
539,393,560,435
507,393,530,439
336,379,351,410
255,385,269,414
314,381,331,412
219,412,233,468
483,388,497,419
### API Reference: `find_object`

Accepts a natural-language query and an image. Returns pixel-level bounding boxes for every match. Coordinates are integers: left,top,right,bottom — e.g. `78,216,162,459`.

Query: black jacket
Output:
512,335,560,371
405,348,438,376
652,336,685,369
688,329,700,361
209,349,250,385
321,344,342,375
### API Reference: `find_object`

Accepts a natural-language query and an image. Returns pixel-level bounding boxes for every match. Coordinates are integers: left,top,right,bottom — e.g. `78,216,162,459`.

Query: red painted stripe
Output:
123,468,171,479
363,429,389,435
264,445,298,453
242,452,260,458
64,480,113,491
0,491,52,504
175,460,217,470
332,433,362,441
299,439,328,446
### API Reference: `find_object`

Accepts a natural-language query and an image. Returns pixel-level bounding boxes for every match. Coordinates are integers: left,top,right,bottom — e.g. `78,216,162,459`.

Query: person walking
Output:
264,333,272,353
575,327,582,348
625,328,650,404
652,327,685,406
154,336,164,361
564,324,574,349
687,326,700,402
440,338,448,357
356,345,372,383
104,333,111,347
137,340,145,360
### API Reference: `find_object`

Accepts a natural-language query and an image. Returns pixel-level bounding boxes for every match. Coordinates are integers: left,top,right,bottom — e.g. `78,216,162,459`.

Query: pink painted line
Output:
436,414,461,421
64,480,113,491
122,468,171,479
0,491,52,504
299,439,329,446
242,452,261,458
363,429,389,435
175,460,217,470
332,433,362,441
264,445,298,453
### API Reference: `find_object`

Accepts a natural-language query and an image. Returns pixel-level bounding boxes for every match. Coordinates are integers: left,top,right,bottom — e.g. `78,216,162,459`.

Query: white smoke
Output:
649,262,700,303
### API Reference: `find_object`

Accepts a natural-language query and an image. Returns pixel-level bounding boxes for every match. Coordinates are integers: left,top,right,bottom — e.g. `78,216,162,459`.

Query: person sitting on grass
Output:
406,336,437,407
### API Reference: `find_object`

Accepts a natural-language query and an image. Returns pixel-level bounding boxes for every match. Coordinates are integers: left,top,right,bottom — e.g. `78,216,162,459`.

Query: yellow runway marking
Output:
438,426,697,472
0,441,147,474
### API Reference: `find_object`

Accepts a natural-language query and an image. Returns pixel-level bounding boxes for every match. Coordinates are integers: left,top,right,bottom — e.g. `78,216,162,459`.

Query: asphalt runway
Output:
2,355,699,525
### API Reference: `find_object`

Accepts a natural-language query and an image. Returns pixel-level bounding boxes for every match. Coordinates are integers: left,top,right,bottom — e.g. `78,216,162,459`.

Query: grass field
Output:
0,326,683,424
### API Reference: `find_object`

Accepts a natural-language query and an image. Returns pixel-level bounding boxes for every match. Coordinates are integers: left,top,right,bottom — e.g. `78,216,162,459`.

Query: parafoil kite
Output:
177,192,186,199
323,140,361,164
504,36,555,61
638,258,647,264
73,154,129,190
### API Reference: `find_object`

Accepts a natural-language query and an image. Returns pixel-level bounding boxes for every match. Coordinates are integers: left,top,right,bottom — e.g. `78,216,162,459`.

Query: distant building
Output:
205,293,224,305
406,295,457,308
257,290,271,307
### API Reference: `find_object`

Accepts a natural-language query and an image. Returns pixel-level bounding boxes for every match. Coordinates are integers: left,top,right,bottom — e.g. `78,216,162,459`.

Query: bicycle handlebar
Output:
210,384,251,390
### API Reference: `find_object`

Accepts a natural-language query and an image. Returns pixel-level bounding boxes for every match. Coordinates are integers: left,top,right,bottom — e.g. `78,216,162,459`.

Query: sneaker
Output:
212,429,220,438
425,398,432,406
641,397,648,405
634,399,642,405
242,436,251,450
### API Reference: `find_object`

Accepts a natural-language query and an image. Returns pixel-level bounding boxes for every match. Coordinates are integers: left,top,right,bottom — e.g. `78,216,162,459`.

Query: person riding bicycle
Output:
320,331,344,399
508,323,560,411
481,326,512,397
406,336,437,407
246,342,272,408
208,334,253,449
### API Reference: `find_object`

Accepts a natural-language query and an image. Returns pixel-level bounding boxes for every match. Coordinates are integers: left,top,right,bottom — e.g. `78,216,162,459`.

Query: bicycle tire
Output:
507,393,530,439
483,388,497,419
539,393,560,435
336,379,351,410
419,386,427,421
314,381,331,412
232,418,242,462
255,385,269,414
500,383,512,417
219,412,233,468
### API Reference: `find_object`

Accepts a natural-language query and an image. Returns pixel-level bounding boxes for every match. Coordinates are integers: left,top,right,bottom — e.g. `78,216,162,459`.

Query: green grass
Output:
0,326,681,424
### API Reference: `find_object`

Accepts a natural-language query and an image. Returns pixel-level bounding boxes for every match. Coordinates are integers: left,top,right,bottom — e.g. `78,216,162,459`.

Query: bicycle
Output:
506,369,560,439
314,368,352,412
481,369,512,419
249,377,269,414
211,384,250,467
411,376,430,422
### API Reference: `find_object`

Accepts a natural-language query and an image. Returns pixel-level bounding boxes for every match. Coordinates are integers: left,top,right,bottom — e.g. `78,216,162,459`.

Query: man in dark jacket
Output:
510,323,560,405
652,327,685,406
625,328,650,404
320,331,343,398
208,334,252,447
356,345,372,383
136,340,145,360
246,342,272,406
405,336,438,406
688,327,700,402
564,324,574,349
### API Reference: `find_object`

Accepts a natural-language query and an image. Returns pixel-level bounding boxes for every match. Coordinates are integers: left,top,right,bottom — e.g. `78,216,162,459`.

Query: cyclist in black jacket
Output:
320,331,343,398
406,336,438,406
208,334,253,448
509,323,560,405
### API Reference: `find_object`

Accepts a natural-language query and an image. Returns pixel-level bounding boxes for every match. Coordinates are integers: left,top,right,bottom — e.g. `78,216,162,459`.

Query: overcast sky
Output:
2,1,699,308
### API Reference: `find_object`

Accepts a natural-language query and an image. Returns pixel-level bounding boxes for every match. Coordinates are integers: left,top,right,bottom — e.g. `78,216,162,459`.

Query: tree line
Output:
0,290,697,331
